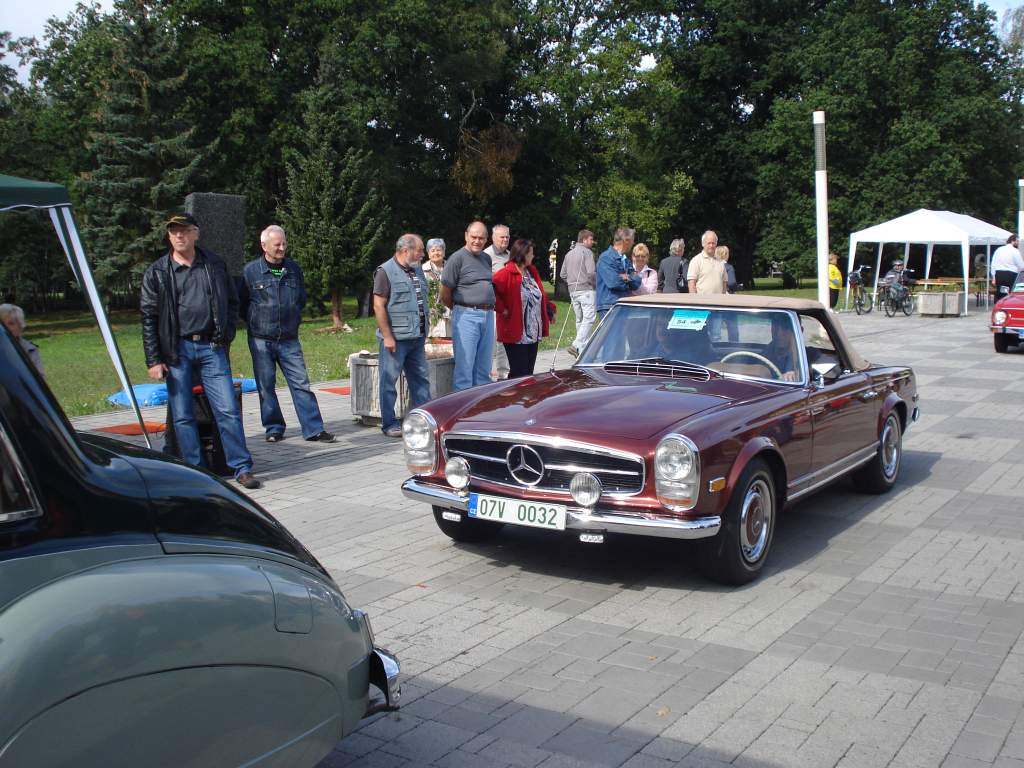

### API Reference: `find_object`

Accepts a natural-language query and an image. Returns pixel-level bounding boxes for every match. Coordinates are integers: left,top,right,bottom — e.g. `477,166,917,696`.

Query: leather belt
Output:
183,333,213,342
455,303,495,311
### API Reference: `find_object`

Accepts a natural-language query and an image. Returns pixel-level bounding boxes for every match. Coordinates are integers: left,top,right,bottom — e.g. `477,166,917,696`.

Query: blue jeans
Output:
451,306,495,390
165,338,253,477
248,336,325,439
378,337,431,433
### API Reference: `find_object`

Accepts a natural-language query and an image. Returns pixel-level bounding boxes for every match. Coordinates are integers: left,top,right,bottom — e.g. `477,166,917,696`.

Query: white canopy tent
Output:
845,209,1012,315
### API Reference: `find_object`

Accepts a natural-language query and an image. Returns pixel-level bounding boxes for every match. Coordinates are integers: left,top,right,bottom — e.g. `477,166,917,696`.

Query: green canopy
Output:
1,173,150,447
0,173,72,210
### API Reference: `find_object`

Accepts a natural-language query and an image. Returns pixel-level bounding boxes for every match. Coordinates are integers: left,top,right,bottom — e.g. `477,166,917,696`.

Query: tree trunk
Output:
330,288,344,328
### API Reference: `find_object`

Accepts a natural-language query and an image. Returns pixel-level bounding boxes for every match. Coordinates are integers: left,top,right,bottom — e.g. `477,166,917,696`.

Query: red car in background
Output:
990,272,1024,353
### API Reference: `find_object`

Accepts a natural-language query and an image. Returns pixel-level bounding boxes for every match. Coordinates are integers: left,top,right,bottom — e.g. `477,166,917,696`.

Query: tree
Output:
73,0,204,296
278,85,390,329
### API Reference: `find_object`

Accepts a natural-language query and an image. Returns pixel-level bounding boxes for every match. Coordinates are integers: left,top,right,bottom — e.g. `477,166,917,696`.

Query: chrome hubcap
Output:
739,477,773,564
881,416,900,479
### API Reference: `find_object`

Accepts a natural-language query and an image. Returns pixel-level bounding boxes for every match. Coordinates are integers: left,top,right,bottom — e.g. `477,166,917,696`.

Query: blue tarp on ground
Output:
107,378,257,408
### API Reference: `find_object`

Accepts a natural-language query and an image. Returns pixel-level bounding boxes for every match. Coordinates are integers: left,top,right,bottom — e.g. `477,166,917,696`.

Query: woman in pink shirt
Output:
631,243,658,295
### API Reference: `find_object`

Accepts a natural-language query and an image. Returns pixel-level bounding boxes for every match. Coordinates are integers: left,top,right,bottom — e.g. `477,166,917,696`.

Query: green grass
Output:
26,279,822,417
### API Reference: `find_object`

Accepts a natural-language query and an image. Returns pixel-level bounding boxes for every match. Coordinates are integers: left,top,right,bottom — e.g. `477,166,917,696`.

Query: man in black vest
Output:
372,234,432,437
140,213,260,489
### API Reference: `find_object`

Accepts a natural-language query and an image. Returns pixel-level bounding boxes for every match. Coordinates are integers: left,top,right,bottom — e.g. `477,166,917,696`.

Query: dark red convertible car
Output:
402,295,919,585
990,271,1024,352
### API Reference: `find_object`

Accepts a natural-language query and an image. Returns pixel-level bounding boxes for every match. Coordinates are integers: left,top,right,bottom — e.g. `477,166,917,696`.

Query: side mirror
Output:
811,362,839,387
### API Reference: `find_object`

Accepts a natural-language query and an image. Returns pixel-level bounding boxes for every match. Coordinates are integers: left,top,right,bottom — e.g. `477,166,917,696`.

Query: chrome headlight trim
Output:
993,310,1007,325
654,433,700,512
403,409,437,475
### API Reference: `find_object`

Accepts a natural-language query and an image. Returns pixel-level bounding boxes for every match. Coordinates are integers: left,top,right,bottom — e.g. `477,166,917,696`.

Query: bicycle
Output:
883,271,916,317
849,264,873,315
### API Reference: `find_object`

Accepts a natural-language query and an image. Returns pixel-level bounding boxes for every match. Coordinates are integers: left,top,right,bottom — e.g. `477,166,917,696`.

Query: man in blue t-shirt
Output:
595,227,641,322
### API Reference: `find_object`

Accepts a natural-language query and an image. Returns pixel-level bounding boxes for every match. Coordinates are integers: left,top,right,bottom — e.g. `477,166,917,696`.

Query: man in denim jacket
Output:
239,225,334,444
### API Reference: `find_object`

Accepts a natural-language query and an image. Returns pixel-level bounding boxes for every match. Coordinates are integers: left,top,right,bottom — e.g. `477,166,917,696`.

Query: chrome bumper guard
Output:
402,478,721,541
364,647,401,717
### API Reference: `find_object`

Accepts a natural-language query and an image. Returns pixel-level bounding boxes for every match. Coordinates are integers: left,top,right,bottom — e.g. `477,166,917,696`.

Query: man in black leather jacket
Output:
140,213,260,489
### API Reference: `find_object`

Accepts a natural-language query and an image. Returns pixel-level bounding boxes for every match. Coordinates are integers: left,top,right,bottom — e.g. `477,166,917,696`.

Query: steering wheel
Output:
719,351,784,379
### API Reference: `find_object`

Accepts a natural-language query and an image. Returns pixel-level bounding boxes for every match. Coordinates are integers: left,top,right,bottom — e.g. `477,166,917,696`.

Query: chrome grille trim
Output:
442,430,646,497
603,361,711,381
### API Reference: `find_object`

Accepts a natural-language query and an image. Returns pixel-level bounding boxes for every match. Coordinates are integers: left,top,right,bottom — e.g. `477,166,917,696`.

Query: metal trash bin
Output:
163,381,243,476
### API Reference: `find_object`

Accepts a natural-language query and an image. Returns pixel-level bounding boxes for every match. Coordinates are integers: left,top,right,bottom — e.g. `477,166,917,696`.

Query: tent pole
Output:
845,239,857,310
813,112,830,308
961,238,970,316
49,207,153,448
873,243,884,303
925,244,934,281
986,244,992,309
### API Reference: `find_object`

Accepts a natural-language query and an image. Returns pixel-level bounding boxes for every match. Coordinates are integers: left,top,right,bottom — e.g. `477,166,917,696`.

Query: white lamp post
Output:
813,111,830,308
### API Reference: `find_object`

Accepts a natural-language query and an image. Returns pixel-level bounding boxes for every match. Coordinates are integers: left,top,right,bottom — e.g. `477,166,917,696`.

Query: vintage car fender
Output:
0,554,372,767
722,435,787,510
878,391,909,436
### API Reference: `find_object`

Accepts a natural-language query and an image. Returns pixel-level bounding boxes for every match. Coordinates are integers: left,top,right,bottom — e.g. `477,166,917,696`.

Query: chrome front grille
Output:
443,433,645,495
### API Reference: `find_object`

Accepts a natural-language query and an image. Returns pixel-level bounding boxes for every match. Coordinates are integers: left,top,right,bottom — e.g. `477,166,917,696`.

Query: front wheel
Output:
432,506,503,543
902,293,915,316
994,333,1010,353
699,458,776,586
854,289,867,315
853,412,902,494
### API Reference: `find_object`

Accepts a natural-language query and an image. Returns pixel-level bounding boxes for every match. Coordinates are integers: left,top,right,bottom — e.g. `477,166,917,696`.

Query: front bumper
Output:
364,647,401,717
402,478,721,540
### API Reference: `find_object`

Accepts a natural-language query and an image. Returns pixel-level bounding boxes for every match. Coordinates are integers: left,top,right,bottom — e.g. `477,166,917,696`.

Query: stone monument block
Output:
185,193,246,275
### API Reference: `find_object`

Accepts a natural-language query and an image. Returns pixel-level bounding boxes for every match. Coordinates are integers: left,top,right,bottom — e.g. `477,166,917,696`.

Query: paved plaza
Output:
74,306,1024,768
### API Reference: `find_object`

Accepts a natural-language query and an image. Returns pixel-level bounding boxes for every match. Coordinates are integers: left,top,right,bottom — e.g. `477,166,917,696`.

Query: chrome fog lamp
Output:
445,456,471,490
403,410,436,475
570,472,602,507
993,310,1007,325
655,435,700,512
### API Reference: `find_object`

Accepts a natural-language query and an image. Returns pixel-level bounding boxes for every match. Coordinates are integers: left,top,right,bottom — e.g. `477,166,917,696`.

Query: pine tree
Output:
278,84,390,329
75,0,203,296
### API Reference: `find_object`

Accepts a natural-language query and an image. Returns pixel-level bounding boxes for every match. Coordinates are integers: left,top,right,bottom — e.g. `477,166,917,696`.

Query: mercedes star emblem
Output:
506,444,545,486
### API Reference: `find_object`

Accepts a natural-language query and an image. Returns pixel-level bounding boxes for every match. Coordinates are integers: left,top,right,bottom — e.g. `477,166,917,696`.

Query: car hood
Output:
451,368,777,439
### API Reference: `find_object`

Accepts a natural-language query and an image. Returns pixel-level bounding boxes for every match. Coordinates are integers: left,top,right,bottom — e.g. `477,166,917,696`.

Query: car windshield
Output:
577,304,805,383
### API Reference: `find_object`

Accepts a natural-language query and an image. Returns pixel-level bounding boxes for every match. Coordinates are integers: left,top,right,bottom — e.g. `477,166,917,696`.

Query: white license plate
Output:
468,493,567,531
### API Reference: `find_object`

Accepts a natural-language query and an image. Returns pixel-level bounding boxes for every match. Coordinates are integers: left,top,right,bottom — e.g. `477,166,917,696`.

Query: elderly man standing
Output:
442,221,496,390
560,229,596,355
140,212,260,489
373,234,432,437
485,224,511,380
0,303,45,378
595,227,641,321
239,225,334,444
991,234,1024,302
658,238,688,293
687,230,728,295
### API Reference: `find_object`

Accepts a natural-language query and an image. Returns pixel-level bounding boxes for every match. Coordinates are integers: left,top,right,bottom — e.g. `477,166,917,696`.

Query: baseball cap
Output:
165,212,199,229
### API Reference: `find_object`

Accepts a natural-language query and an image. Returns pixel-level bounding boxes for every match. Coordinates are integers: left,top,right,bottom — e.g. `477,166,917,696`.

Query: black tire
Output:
854,289,867,315
853,412,902,494
699,458,776,586
432,506,503,543
884,295,898,317
902,293,914,316
994,333,1009,353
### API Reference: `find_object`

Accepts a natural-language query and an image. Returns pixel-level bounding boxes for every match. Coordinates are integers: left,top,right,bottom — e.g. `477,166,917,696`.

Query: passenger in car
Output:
767,315,800,381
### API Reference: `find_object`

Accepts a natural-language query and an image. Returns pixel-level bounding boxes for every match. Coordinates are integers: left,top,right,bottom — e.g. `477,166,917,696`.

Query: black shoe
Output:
266,433,284,443
306,431,337,443
236,472,262,489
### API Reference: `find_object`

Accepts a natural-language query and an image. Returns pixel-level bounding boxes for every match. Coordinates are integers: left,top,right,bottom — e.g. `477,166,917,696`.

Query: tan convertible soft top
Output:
619,293,871,371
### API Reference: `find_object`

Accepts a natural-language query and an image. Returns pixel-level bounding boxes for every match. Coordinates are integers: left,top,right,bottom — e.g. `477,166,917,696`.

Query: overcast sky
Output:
2,0,1020,82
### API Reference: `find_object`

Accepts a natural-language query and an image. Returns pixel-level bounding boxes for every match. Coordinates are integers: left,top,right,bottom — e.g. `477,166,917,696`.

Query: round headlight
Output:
570,473,602,507
655,437,695,480
993,310,1007,325
402,411,433,450
445,457,471,490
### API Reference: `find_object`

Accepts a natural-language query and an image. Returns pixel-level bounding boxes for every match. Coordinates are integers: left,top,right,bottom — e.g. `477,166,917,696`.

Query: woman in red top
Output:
493,238,553,378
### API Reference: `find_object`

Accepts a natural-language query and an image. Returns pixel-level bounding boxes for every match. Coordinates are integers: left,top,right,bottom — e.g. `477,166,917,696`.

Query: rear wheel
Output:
994,333,1010,353
699,458,776,586
432,505,503,543
884,295,898,317
853,412,902,494
853,288,867,315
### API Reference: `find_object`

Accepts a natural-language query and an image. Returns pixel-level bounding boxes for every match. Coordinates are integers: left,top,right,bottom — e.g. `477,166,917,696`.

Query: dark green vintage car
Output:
0,327,399,768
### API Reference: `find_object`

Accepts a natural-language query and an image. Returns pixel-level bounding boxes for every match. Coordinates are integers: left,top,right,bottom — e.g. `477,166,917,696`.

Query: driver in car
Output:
652,324,717,366
767,315,800,382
